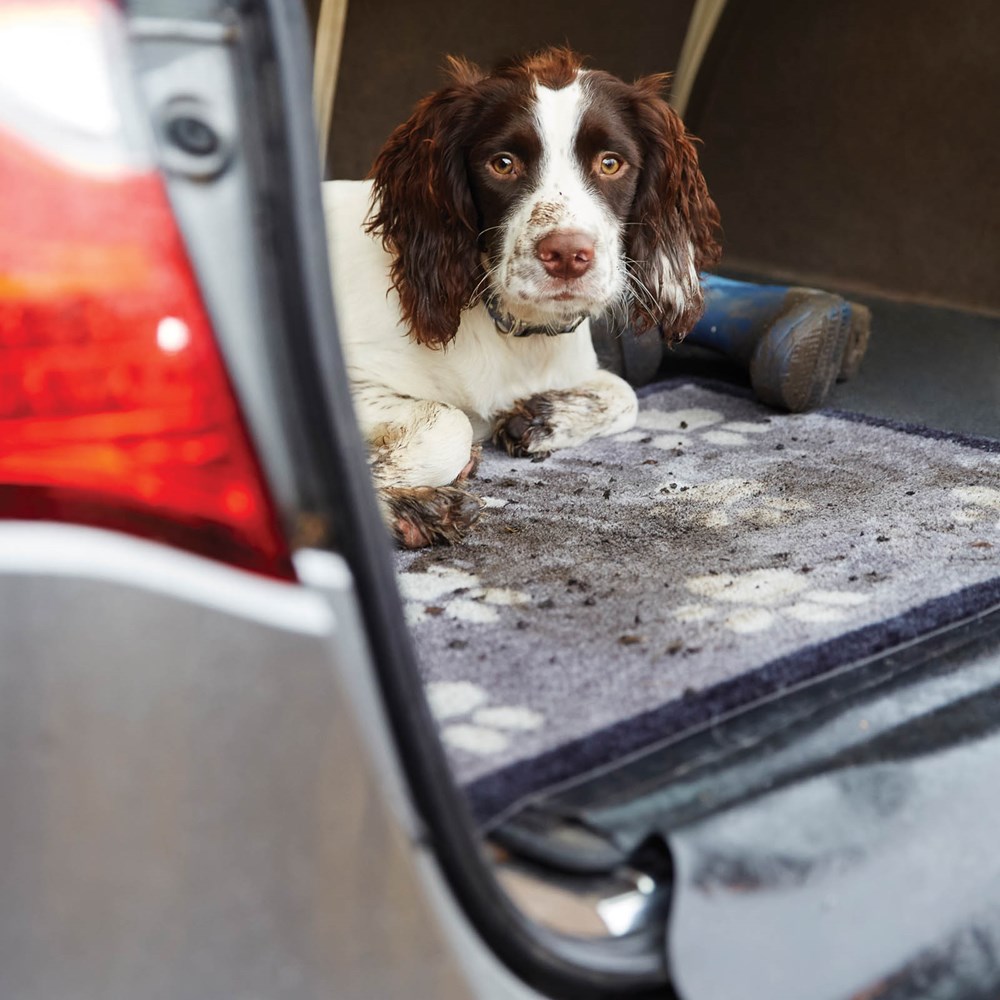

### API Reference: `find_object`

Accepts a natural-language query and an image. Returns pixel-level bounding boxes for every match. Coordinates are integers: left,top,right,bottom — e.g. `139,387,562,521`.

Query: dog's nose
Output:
535,230,595,279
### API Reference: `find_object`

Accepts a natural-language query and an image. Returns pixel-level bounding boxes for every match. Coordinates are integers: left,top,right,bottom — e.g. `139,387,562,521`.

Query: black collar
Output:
484,294,587,338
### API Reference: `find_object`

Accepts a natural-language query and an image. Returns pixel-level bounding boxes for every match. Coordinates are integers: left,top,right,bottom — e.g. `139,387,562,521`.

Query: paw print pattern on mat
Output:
616,407,773,450
658,476,814,529
613,407,812,528
398,564,530,626
674,567,869,634
427,681,544,755
951,486,1000,531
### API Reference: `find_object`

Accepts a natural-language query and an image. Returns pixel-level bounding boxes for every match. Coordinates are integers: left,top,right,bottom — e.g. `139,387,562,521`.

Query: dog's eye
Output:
598,153,624,176
490,153,517,177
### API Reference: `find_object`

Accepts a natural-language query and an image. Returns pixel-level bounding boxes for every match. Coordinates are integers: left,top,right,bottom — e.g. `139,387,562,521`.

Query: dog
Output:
323,47,720,548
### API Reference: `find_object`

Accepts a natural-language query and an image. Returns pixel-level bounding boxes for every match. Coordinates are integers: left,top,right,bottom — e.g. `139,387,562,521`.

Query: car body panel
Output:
0,524,475,999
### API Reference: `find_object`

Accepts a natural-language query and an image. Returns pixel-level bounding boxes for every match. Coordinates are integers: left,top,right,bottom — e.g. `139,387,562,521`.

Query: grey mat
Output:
396,381,1000,824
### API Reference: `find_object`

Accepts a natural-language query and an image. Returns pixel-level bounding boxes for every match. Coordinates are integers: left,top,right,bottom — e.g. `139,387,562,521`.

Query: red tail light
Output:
0,0,293,578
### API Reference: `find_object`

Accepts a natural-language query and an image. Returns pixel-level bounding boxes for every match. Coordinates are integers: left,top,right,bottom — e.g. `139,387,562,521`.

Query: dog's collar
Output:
484,294,587,338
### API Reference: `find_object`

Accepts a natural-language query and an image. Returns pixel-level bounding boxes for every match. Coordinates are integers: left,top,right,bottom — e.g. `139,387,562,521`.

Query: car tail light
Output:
0,0,294,579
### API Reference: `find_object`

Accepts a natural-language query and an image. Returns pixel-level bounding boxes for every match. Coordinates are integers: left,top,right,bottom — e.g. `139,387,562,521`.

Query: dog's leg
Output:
492,369,638,458
354,387,484,547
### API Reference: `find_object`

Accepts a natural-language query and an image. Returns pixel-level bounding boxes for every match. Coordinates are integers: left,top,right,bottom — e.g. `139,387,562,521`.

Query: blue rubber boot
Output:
685,275,871,412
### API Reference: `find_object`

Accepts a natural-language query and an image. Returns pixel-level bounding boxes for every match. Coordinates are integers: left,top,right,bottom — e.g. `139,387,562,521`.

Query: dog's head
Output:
367,47,721,347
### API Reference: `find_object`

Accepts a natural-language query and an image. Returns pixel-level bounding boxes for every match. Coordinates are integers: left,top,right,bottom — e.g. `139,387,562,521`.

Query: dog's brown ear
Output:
625,75,722,343
366,71,482,348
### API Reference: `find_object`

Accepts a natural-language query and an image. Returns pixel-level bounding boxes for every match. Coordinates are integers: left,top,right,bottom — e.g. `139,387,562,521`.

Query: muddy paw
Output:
384,485,484,549
492,395,554,458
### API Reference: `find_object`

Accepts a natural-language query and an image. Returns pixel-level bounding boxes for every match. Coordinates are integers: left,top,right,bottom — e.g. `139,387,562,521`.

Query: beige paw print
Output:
951,486,1000,531
427,681,544,755
657,476,814,529
673,567,869,634
616,407,773,451
617,409,801,527
397,564,530,625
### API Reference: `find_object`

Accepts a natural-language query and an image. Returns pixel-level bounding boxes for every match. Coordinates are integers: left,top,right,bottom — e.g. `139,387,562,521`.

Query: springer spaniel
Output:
323,48,720,548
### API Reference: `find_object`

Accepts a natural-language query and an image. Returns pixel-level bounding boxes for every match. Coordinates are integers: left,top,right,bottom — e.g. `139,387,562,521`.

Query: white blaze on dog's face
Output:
494,77,626,326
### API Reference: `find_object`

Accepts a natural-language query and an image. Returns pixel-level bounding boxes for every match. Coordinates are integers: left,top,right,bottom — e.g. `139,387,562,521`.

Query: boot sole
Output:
749,291,852,412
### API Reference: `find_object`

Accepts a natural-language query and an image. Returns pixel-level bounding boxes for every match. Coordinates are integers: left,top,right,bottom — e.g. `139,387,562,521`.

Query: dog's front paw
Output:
384,485,484,549
492,395,554,459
